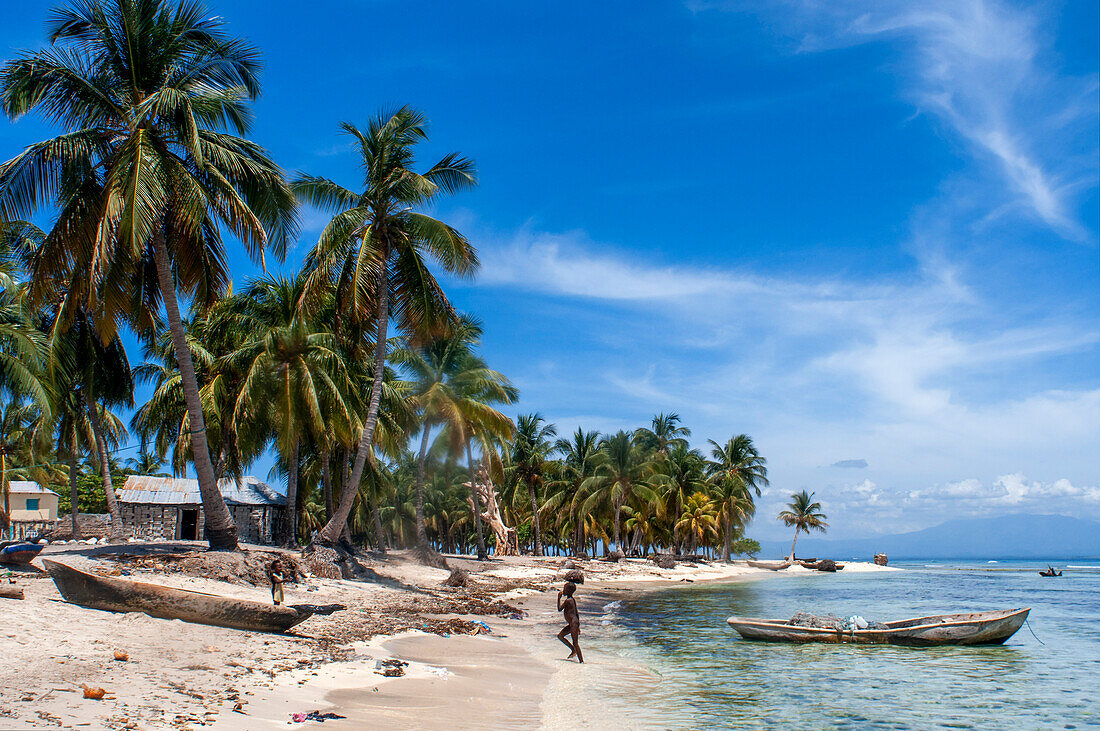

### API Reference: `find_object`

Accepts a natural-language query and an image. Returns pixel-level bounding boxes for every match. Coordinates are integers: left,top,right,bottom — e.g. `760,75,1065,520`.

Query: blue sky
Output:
2,1,1097,540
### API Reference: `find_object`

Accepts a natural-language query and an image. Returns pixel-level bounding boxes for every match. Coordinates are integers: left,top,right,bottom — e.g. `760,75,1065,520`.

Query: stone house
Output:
117,475,286,544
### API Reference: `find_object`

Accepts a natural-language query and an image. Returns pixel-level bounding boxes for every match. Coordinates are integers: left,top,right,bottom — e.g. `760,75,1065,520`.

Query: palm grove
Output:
0,0,768,560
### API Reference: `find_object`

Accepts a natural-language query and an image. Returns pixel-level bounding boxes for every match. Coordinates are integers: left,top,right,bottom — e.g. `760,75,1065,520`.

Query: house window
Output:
26,498,39,511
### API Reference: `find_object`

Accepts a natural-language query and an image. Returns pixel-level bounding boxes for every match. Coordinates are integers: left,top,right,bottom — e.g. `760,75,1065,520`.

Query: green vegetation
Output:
0,0,766,558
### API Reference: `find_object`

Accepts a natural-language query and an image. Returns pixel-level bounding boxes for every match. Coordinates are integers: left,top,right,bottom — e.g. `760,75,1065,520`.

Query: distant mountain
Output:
755,514,1100,560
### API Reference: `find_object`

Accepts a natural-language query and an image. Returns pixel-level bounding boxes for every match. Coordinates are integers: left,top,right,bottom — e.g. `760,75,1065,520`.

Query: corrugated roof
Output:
118,476,286,506
8,481,59,496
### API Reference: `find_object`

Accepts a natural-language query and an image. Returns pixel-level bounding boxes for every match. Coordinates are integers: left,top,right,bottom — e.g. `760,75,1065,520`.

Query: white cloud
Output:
761,0,1096,241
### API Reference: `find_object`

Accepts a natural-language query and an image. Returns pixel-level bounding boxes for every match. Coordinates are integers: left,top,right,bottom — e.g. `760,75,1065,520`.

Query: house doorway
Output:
180,509,199,540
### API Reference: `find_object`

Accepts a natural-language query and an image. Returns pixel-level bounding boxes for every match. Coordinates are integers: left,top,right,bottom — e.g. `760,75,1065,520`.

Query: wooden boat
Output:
1038,569,1062,577
0,541,44,565
747,560,791,571
726,608,1030,646
42,559,343,633
798,560,845,572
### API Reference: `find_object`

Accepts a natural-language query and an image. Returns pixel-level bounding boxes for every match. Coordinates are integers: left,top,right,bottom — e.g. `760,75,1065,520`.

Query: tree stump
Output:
652,554,677,569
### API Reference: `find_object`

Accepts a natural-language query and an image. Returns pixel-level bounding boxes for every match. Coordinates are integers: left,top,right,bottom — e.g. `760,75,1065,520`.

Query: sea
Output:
567,560,1100,730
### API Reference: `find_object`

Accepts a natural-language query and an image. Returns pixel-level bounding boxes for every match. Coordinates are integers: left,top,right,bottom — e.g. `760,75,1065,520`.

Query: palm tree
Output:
653,444,707,555
635,413,691,458
509,414,557,556
580,431,656,553
0,0,298,550
0,403,41,533
676,491,719,554
777,490,828,560
125,450,169,477
228,276,354,547
395,317,514,557
293,109,477,543
707,435,768,561
548,429,602,557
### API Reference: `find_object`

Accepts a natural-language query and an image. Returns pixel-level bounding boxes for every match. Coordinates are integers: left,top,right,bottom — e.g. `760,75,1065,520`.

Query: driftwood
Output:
0,585,24,600
467,472,519,556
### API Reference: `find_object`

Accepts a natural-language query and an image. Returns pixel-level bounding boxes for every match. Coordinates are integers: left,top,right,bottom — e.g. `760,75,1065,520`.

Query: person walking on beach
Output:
557,581,584,662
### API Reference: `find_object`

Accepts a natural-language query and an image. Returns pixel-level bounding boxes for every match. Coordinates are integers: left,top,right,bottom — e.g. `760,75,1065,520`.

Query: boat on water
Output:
726,608,1030,646
746,560,791,570
42,559,343,633
0,541,44,565
1039,568,1062,577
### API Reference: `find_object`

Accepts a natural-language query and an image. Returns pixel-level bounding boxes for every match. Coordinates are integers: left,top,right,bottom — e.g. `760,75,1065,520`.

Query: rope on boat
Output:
1024,617,1045,646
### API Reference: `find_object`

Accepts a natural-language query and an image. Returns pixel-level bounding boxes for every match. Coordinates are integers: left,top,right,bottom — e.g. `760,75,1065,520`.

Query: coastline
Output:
0,544,897,729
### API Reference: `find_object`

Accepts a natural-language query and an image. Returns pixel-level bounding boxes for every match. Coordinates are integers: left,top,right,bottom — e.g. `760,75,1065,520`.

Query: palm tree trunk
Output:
526,476,543,557
1,453,8,535
151,229,237,550
722,513,732,562
321,451,333,522
68,438,81,540
414,422,432,550
319,264,389,543
371,494,385,552
85,398,122,539
789,528,800,561
465,442,488,560
612,496,622,552
285,436,300,547
672,492,682,555
574,509,584,558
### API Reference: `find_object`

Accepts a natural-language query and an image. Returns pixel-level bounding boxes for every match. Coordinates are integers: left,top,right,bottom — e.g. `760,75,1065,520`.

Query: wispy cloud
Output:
693,0,1098,243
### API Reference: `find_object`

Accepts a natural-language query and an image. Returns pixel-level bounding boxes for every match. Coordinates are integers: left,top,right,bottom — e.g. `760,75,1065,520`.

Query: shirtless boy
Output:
556,581,583,662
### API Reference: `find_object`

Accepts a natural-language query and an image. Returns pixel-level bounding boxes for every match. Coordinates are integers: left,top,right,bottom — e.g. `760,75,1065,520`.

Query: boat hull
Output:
726,608,1030,647
43,559,317,633
746,560,791,571
0,543,44,565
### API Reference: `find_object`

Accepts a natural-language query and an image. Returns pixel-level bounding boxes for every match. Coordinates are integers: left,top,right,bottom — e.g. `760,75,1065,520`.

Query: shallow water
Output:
588,561,1100,729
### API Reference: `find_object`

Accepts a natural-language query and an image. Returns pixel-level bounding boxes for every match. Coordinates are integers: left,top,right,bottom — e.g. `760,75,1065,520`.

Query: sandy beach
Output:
0,542,897,730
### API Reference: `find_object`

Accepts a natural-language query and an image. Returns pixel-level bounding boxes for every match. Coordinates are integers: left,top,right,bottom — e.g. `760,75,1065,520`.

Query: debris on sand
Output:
81,685,108,700
113,650,129,662
443,568,471,587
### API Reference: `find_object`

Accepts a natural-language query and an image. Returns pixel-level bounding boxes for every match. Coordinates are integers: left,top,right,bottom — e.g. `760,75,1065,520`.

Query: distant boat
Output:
0,541,44,566
43,559,343,633
747,560,791,571
727,608,1030,646
1038,568,1062,577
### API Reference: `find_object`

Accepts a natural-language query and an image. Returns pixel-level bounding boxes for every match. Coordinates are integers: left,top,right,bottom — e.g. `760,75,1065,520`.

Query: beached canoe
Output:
0,541,44,565
726,608,1030,646
42,559,343,633
746,560,791,571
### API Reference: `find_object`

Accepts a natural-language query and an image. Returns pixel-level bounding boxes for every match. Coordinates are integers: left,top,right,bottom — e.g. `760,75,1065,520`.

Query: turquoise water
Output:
596,562,1100,729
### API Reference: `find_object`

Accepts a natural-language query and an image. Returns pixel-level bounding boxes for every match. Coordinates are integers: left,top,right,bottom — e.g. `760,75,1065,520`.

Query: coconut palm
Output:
546,429,602,557
652,444,708,555
580,431,656,553
509,414,557,556
293,109,477,543
778,490,828,560
634,412,691,458
707,435,768,561
227,275,354,547
676,491,719,554
0,0,298,549
0,403,41,533
395,317,514,558
125,450,169,476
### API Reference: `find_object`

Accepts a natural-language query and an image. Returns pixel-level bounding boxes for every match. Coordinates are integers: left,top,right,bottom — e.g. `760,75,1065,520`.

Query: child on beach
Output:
267,558,285,606
556,581,583,663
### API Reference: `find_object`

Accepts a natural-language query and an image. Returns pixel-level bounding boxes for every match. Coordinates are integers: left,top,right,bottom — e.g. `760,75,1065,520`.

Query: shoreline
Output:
0,543,897,729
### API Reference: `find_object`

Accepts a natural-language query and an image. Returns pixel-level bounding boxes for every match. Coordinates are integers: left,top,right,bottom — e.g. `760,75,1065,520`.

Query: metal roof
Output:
118,476,286,506
8,481,59,496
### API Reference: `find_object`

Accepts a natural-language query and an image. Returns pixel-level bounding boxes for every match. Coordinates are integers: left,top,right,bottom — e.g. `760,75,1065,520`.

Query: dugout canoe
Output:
726,608,1030,646
42,559,343,633
0,541,44,565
